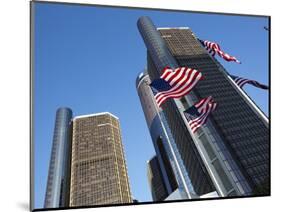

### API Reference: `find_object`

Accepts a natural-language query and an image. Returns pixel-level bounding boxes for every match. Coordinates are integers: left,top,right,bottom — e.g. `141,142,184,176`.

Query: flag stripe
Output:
150,67,203,108
157,70,202,107
161,68,173,79
231,75,269,90
189,105,210,131
190,112,210,133
191,109,214,132
185,96,217,134
189,102,217,133
169,67,188,86
200,39,241,64
189,101,213,126
195,96,213,113
155,68,193,99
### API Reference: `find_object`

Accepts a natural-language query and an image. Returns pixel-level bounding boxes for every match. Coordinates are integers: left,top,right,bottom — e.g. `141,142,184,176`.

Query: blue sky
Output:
34,2,269,209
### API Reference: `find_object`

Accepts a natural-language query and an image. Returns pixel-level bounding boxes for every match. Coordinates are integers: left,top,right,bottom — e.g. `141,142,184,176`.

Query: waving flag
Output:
198,39,241,64
150,67,203,107
230,75,269,90
184,96,217,133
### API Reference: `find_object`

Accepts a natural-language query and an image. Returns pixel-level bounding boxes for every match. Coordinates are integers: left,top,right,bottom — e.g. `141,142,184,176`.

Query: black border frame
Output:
30,1,271,211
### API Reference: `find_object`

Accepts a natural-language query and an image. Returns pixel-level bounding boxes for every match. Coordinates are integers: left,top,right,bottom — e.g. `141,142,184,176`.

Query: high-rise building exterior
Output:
147,156,169,201
44,110,132,208
44,107,73,208
137,16,269,198
69,112,132,206
136,71,198,199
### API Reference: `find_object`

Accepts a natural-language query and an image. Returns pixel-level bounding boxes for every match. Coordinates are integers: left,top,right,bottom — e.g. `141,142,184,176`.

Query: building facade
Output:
44,107,73,208
69,112,132,206
136,71,198,199
137,16,269,197
147,156,169,201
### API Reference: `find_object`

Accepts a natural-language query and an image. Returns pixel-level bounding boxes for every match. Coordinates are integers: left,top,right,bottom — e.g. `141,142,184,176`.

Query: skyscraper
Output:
69,112,132,206
137,16,269,197
147,156,169,201
136,71,198,199
44,107,73,208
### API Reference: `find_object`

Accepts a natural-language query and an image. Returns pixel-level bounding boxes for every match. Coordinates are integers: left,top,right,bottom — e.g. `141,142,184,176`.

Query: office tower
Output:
136,71,198,200
137,16,269,197
147,156,169,201
44,107,73,208
69,112,132,206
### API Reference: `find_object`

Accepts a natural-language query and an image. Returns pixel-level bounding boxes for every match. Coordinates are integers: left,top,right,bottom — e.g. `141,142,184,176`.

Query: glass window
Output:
200,134,216,161
212,159,233,192
227,189,237,197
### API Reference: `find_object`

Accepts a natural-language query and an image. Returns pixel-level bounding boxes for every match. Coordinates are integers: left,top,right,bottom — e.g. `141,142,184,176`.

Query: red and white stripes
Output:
188,98,217,133
231,75,269,90
234,77,253,88
194,96,214,114
154,67,203,107
203,40,241,64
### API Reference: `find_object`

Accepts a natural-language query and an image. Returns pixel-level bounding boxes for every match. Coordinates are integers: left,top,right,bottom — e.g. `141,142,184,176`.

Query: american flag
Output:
184,96,217,134
230,75,269,90
150,67,203,107
198,39,241,64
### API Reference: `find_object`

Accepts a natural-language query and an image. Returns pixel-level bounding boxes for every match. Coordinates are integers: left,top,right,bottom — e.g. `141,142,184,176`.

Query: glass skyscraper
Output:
137,16,269,198
136,71,197,200
44,107,73,208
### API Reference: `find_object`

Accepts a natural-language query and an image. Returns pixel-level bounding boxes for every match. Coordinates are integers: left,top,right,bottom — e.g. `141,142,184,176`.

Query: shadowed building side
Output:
147,156,169,201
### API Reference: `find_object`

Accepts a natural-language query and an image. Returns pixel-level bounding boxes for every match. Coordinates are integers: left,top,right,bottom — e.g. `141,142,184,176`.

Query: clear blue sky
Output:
34,2,269,209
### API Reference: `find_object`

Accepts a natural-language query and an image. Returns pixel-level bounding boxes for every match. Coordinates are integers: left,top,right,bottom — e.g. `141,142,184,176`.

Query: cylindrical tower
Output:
137,16,178,73
137,16,216,196
44,107,73,208
137,16,258,197
136,71,197,199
